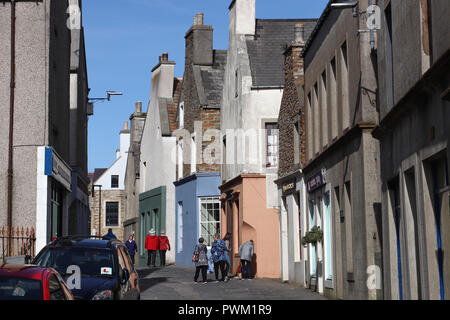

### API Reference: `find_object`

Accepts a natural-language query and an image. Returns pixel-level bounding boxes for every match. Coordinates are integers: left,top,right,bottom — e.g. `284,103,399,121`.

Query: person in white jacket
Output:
238,240,254,280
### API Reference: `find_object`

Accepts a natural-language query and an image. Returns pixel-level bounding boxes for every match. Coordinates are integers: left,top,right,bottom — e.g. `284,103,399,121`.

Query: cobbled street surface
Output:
137,265,327,300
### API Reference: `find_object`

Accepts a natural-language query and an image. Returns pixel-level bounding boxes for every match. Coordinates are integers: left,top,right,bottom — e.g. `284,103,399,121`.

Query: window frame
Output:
105,201,119,227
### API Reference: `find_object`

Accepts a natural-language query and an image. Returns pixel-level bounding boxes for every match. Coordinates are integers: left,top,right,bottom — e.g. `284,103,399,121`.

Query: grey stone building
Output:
301,0,381,299
124,102,146,243
372,0,450,300
0,0,90,258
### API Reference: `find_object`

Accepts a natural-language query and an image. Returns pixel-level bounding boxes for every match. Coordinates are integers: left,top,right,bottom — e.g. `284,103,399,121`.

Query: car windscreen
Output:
34,247,116,278
0,276,43,300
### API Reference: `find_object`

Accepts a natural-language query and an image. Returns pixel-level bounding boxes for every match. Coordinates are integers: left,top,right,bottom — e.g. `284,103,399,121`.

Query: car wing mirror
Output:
121,268,130,284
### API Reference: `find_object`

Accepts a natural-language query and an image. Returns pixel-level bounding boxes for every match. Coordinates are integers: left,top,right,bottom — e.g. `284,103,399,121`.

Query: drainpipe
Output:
7,0,16,255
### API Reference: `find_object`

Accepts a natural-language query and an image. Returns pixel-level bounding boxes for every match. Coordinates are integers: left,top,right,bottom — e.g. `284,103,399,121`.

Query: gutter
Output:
7,0,16,253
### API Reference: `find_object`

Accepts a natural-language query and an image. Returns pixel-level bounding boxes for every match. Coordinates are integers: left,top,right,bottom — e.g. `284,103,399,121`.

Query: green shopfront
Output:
138,186,166,267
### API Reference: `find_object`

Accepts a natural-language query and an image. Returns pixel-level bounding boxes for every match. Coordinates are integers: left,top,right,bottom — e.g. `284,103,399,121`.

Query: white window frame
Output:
191,133,196,174
177,201,183,253
177,139,184,180
198,197,221,248
179,102,185,129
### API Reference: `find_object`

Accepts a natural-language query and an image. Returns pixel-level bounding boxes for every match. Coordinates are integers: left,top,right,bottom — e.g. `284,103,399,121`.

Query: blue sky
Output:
84,0,329,172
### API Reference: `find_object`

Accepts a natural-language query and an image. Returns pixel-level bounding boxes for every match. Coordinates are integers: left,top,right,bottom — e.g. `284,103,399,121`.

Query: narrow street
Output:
137,265,327,300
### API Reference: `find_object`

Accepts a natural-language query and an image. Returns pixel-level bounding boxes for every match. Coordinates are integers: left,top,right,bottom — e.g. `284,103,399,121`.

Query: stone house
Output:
300,0,381,299
90,122,130,241
173,13,226,266
123,102,146,246
372,0,450,300
274,22,316,287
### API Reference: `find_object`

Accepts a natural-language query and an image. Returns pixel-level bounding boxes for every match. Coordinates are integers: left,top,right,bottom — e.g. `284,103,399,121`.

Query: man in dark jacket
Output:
125,234,138,264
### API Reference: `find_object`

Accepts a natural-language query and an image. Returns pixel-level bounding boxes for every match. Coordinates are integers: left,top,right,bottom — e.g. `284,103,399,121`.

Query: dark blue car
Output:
33,236,140,300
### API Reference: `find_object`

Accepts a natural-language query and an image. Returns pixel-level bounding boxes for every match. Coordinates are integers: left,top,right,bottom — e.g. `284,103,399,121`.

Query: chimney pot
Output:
194,12,204,26
162,52,169,62
124,121,129,131
136,101,142,113
294,23,305,44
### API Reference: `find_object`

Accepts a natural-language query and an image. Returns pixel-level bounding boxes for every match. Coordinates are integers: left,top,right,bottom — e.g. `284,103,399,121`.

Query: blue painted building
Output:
174,173,221,266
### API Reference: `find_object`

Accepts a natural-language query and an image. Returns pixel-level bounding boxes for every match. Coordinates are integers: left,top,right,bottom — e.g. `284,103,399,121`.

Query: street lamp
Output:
88,91,123,102
91,184,102,236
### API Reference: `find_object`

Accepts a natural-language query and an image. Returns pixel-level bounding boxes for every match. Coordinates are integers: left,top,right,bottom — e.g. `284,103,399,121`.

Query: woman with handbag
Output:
193,237,209,283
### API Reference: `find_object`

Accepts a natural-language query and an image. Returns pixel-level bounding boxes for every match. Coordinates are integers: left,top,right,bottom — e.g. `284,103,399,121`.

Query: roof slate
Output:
246,19,317,88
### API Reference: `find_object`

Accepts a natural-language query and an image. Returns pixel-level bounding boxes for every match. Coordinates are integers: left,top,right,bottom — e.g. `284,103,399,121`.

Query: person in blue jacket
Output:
125,234,138,264
210,233,228,282
102,228,117,240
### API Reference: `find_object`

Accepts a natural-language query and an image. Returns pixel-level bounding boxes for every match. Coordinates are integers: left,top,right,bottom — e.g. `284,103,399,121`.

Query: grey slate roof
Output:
196,50,227,109
246,19,317,88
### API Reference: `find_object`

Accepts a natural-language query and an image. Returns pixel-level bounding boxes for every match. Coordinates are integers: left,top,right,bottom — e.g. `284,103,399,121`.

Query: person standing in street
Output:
223,233,232,280
210,233,227,282
193,237,209,284
158,231,170,267
238,240,254,280
102,228,117,240
145,229,159,267
125,234,138,264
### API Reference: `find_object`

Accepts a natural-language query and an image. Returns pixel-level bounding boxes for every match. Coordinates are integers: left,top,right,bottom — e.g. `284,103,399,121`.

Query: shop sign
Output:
307,169,326,193
282,180,296,196
44,147,72,192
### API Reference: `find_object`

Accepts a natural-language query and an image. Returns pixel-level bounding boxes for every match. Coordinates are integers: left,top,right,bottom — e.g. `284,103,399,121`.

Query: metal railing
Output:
1,226,36,264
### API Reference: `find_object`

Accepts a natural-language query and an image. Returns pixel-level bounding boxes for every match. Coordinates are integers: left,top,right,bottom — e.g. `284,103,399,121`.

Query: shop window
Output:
105,202,119,227
388,177,402,300
200,197,221,247
324,192,333,281
309,200,316,277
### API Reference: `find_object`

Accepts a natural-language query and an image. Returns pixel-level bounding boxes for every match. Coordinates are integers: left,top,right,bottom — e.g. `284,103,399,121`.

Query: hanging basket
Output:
301,226,323,246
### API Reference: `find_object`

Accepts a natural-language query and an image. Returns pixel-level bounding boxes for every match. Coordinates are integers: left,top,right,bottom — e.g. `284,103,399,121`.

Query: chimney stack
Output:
185,13,213,66
294,23,305,45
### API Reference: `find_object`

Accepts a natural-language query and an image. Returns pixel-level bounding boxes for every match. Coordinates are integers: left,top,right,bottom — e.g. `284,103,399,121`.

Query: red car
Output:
0,264,74,300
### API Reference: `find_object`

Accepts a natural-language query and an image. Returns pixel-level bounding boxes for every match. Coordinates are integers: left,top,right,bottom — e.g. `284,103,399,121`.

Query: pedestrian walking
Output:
125,234,138,264
193,237,209,284
210,233,227,282
238,240,254,280
223,233,232,280
145,229,159,267
158,231,170,267
102,228,117,240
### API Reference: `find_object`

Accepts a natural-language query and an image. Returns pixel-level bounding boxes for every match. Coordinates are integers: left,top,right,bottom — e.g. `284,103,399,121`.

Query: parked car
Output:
0,264,74,300
32,236,140,300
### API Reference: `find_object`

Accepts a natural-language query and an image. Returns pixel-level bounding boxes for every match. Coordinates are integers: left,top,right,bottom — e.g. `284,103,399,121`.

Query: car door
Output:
116,245,132,300
118,245,139,299
48,274,67,300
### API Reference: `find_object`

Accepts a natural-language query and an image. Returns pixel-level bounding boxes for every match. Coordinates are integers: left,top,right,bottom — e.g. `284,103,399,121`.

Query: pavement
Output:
137,265,327,300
